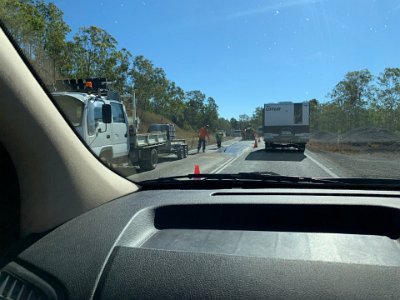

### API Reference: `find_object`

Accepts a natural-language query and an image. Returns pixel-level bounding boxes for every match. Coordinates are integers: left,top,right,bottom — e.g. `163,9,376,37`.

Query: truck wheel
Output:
139,148,158,170
177,146,183,160
183,146,188,158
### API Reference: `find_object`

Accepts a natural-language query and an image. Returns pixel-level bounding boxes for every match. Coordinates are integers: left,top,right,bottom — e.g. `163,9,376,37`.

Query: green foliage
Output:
328,69,373,130
216,118,231,131
0,0,71,82
375,68,400,131
313,68,400,134
250,106,263,129
238,114,250,129
71,26,118,78
203,97,219,130
164,82,186,126
37,1,71,80
112,48,133,93
230,118,239,129
184,90,206,130
130,56,161,112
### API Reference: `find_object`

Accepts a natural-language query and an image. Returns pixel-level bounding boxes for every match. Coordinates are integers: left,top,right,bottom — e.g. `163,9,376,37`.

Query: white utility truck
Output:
263,101,310,152
51,78,174,170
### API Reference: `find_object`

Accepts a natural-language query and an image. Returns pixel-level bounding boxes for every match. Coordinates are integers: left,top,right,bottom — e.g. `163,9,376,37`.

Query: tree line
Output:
8,1,393,136
311,68,400,134
0,0,241,132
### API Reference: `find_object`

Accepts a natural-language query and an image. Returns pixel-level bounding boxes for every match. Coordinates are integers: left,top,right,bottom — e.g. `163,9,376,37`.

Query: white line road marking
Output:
211,147,253,174
305,150,339,178
211,156,236,174
211,147,339,177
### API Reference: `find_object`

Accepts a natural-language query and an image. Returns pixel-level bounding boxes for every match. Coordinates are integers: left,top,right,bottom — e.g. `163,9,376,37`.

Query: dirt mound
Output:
309,128,400,153
310,131,336,143
381,141,400,151
341,127,400,144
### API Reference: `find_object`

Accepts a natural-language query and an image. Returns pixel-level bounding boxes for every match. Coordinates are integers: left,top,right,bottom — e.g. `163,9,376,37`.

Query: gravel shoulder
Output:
308,149,400,179
308,127,400,178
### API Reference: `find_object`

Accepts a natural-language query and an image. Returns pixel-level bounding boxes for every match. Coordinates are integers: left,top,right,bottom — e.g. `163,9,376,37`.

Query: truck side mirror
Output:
102,104,112,124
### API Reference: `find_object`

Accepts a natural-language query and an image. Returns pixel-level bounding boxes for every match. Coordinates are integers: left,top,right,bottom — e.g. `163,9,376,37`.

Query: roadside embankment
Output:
306,128,400,178
308,127,400,153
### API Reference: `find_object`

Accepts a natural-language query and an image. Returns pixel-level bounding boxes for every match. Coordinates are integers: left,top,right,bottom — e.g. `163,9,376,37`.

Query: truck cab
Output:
52,92,129,164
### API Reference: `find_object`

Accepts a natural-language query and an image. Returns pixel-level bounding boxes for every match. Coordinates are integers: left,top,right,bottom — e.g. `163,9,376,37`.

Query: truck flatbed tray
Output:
171,139,186,144
131,133,167,147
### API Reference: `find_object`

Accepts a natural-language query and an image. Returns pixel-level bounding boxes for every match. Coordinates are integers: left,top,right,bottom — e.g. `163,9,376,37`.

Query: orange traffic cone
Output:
194,164,201,180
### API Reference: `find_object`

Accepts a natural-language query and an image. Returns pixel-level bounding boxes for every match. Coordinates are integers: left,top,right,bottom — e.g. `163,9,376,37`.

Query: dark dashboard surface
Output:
3,188,400,299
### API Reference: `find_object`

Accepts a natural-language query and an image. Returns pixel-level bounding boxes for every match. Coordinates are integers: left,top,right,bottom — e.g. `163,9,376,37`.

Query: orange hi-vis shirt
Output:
198,127,209,139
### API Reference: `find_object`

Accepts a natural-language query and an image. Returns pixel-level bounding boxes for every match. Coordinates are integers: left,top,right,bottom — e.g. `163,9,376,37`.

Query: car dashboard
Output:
2,188,400,299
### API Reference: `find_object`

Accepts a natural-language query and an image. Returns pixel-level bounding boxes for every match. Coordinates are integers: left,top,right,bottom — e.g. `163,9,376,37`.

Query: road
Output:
121,138,340,182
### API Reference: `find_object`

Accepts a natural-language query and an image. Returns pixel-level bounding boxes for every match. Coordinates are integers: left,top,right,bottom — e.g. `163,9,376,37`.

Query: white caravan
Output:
263,102,310,152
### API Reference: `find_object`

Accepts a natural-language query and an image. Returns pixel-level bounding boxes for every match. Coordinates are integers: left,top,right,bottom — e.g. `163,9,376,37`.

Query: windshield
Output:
53,95,84,127
2,0,400,183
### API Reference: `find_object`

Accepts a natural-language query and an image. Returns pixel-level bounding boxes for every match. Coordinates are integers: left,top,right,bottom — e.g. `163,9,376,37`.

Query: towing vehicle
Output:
52,78,168,170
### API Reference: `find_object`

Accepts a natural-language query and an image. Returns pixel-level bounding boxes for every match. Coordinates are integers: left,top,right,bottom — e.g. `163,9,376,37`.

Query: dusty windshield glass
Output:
1,0,400,182
53,95,84,127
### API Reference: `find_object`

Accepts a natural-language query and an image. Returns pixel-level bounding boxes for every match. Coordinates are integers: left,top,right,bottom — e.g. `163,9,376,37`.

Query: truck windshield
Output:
53,96,84,127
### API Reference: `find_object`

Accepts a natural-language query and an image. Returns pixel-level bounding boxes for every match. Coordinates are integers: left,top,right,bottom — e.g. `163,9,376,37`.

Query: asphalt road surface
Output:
123,138,340,182
218,146,338,178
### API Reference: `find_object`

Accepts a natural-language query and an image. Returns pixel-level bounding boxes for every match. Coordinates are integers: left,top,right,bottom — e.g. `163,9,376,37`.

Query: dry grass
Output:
308,140,400,154
309,128,400,154
136,111,174,132
308,141,361,153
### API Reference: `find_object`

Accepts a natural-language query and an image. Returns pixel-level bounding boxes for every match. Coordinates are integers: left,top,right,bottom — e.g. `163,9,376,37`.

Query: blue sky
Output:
53,0,400,119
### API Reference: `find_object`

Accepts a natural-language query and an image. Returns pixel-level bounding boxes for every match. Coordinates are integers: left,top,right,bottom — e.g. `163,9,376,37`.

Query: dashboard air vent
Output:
0,262,59,300
0,271,43,300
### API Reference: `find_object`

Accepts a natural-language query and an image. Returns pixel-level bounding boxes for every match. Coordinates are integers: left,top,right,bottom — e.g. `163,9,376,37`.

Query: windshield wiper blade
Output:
139,172,400,187
200,172,339,184
192,173,400,186
140,173,344,185
187,172,328,183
